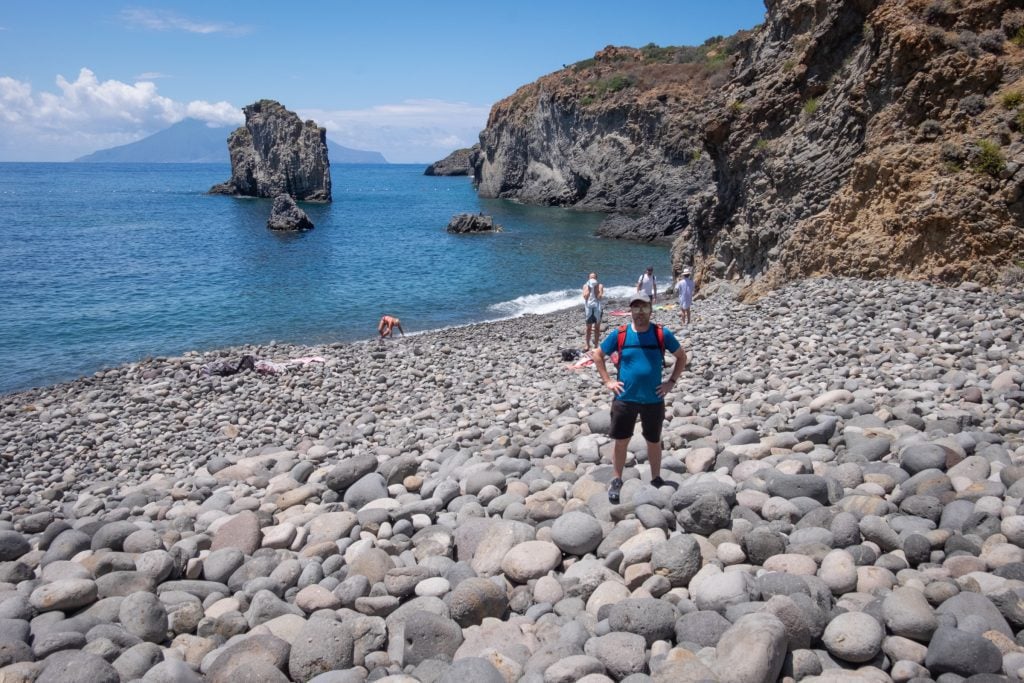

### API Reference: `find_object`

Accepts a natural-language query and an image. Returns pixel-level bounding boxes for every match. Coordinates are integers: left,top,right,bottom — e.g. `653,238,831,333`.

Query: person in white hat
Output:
675,267,695,325
581,271,605,351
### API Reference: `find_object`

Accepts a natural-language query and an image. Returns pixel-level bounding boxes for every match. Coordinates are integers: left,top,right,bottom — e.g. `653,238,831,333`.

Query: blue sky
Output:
0,2,766,163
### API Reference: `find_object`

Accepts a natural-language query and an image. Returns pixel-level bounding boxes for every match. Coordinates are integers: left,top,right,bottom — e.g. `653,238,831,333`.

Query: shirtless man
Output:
378,315,404,338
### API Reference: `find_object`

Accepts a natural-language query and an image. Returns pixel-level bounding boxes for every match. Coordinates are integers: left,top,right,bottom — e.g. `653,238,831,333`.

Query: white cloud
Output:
0,68,242,160
134,71,171,81
0,70,490,163
119,8,251,36
301,100,490,164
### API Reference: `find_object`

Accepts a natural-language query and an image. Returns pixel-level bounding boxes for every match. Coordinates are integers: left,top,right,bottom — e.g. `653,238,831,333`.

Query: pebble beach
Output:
0,276,1022,682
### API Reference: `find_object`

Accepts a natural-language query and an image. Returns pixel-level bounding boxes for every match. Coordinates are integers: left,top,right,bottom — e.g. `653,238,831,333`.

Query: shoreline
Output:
0,275,1022,681
0,287,647,401
3,275,1021,497
0,284,650,399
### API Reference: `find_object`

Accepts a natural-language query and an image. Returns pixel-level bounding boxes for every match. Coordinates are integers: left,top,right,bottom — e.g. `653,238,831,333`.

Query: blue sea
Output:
0,163,671,394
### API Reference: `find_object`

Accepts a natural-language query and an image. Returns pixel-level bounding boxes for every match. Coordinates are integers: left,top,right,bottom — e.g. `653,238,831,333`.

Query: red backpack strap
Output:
616,325,628,354
655,324,666,366
615,325,628,368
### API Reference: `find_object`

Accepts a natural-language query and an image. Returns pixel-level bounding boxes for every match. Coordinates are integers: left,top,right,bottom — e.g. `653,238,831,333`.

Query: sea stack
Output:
210,99,332,202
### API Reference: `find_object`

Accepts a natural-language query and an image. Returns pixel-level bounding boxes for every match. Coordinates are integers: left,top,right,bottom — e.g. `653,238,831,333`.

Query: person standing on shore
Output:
378,315,404,338
636,266,657,305
591,292,686,503
674,267,695,325
582,271,605,351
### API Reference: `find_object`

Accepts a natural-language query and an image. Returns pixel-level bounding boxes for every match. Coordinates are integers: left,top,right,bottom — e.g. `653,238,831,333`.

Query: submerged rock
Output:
267,194,314,231
210,99,331,202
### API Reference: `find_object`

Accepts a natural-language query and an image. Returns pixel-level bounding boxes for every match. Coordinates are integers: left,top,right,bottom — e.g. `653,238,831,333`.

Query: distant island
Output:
75,118,387,164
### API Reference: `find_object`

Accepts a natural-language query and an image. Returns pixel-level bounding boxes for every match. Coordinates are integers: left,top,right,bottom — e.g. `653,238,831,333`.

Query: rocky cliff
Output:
425,145,479,176
210,100,332,202
475,0,1024,291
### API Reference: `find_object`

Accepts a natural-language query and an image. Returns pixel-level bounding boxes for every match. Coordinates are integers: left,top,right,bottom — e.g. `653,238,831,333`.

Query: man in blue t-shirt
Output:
592,292,687,503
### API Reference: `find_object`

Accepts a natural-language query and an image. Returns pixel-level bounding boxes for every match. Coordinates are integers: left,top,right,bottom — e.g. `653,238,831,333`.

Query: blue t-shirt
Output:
600,324,681,404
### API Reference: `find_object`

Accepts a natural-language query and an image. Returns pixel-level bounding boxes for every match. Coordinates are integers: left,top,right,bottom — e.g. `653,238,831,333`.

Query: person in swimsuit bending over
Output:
378,315,404,338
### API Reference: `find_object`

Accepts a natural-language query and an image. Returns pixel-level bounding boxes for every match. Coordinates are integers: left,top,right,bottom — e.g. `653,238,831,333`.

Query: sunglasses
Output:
630,303,651,312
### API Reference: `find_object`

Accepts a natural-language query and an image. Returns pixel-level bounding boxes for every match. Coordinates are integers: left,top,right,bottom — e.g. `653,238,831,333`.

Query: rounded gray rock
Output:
924,625,1002,676
543,654,605,683
584,631,646,679
693,571,755,613
206,633,290,683
399,610,463,666
822,611,883,663
445,577,508,627
210,511,261,555
30,579,98,612
203,549,246,585
900,443,947,474
41,529,91,566
141,658,205,682
437,657,505,683
674,609,732,647
0,530,30,561
650,534,700,587
112,641,163,681
325,454,378,493
882,586,937,641
90,521,139,551
712,612,788,683
37,650,119,683
119,591,168,643
550,512,603,556
607,598,676,646
288,617,354,681
343,473,388,510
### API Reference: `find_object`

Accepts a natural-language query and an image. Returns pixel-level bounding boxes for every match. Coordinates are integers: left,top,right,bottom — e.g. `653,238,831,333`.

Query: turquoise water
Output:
0,163,671,393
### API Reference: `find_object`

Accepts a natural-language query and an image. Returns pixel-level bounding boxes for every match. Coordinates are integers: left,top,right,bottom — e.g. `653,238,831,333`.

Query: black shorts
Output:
609,399,665,442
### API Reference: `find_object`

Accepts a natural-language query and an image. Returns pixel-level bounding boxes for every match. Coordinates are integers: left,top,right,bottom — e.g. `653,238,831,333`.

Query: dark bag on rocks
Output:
560,349,581,362
203,354,256,377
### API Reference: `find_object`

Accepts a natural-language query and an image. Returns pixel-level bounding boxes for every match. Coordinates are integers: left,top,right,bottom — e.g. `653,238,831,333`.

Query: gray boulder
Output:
0,531,30,561
650,534,701,587
343,473,388,510
119,592,167,643
712,613,788,683
112,642,163,681
925,626,1002,676
674,610,733,647
584,631,646,679
607,598,677,646
288,617,354,681
206,633,290,683
437,656,505,683
392,610,463,666
37,650,119,683
445,577,508,627
325,455,379,494
267,194,314,231
551,512,604,556
446,213,502,234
